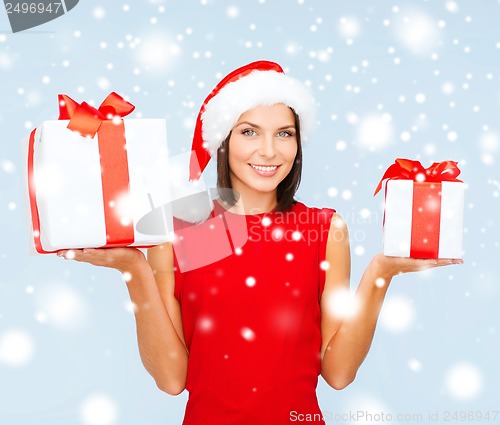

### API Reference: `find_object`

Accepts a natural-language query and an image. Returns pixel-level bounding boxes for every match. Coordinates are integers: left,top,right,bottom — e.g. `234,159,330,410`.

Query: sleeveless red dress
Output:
173,200,335,425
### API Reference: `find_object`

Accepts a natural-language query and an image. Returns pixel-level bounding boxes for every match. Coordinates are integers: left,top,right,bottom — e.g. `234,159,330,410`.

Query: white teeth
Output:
251,164,278,172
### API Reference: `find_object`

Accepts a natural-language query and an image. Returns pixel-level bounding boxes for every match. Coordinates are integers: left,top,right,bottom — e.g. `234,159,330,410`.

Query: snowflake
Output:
0,329,35,367
80,394,118,425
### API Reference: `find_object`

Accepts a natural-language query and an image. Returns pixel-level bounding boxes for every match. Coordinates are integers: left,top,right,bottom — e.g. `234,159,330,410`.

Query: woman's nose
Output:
257,133,276,158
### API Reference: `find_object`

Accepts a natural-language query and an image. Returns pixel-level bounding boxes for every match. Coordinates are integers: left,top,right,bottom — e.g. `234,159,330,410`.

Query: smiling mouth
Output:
249,164,280,172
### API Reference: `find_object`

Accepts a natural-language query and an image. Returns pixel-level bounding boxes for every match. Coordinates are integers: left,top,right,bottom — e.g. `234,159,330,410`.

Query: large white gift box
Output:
25,93,175,254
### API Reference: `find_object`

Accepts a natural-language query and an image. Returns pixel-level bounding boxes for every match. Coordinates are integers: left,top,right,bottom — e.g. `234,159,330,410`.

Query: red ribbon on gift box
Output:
28,92,136,253
373,158,462,196
374,158,462,258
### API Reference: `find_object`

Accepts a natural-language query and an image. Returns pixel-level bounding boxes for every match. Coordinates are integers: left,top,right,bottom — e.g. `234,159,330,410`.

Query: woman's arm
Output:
319,214,462,390
58,246,188,395
147,243,187,355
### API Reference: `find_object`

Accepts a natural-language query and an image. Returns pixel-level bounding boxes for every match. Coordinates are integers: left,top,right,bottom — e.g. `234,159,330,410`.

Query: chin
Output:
230,166,290,194
246,171,285,191
249,183,279,193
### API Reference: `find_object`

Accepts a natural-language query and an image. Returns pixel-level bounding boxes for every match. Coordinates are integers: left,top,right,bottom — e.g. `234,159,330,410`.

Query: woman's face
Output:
228,103,298,197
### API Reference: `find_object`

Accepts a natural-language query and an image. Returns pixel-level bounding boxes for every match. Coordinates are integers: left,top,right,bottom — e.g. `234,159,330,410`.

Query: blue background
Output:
0,0,499,424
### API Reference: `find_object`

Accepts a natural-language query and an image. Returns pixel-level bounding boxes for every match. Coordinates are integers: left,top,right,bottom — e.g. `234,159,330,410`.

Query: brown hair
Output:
216,108,302,212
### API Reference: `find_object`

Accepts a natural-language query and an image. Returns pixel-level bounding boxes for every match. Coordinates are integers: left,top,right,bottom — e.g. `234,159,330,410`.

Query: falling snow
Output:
324,288,360,320
34,283,88,330
1,160,15,173
241,327,256,341
272,228,284,240
261,216,272,227
394,9,440,55
338,17,361,39
80,394,118,425
408,358,423,372
446,363,483,401
380,296,415,333
245,276,256,287
0,329,35,367
320,260,330,271
1,0,497,422
136,34,181,72
356,113,395,151
198,317,214,332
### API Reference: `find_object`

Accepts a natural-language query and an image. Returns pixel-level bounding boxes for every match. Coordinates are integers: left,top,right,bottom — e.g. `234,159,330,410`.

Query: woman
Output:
58,61,462,424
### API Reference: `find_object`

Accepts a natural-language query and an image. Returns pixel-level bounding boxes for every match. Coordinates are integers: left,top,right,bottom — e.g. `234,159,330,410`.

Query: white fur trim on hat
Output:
200,70,316,155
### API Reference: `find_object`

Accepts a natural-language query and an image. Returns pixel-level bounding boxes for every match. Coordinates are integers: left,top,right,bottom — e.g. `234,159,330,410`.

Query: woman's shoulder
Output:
291,200,336,213
289,200,337,225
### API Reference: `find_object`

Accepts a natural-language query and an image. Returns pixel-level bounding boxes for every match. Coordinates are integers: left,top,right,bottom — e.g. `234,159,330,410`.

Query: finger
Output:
56,249,73,259
59,249,92,261
403,258,439,269
78,249,106,263
444,258,464,265
431,258,464,268
61,249,79,260
72,249,98,261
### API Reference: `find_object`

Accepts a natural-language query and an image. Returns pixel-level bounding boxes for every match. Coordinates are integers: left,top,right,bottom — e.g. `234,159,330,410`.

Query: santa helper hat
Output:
179,60,316,222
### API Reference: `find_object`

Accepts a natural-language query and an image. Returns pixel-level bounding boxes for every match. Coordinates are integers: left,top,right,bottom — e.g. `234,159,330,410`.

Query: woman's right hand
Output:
57,247,148,274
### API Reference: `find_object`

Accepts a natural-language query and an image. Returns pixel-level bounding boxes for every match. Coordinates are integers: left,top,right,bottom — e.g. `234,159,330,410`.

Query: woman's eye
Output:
277,131,293,137
243,129,257,136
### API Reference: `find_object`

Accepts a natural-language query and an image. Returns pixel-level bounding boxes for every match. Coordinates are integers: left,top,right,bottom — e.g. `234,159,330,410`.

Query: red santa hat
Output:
189,60,316,181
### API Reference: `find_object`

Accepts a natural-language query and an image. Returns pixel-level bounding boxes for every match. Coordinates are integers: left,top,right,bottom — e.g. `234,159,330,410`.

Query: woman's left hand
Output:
56,247,146,274
370,252,463,281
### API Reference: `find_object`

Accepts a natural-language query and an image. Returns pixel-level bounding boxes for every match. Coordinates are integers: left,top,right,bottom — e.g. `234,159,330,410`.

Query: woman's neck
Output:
221,187,278,215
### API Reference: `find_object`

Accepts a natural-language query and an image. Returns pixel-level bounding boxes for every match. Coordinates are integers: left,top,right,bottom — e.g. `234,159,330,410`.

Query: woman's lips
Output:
249,163,280,177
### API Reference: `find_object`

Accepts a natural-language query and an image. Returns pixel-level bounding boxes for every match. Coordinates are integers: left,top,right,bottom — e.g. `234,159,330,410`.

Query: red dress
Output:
173,200,335,425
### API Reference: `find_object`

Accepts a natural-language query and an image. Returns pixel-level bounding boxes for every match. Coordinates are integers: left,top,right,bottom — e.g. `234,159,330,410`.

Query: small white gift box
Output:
375,159,465,259
383,180,464,259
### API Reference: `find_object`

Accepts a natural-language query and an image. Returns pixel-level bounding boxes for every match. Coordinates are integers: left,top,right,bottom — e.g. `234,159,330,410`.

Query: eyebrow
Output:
234,121,296,130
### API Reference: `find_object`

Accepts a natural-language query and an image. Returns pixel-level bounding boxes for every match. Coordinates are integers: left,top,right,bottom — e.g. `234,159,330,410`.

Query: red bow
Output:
374,158,462,196
58,92,135,138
